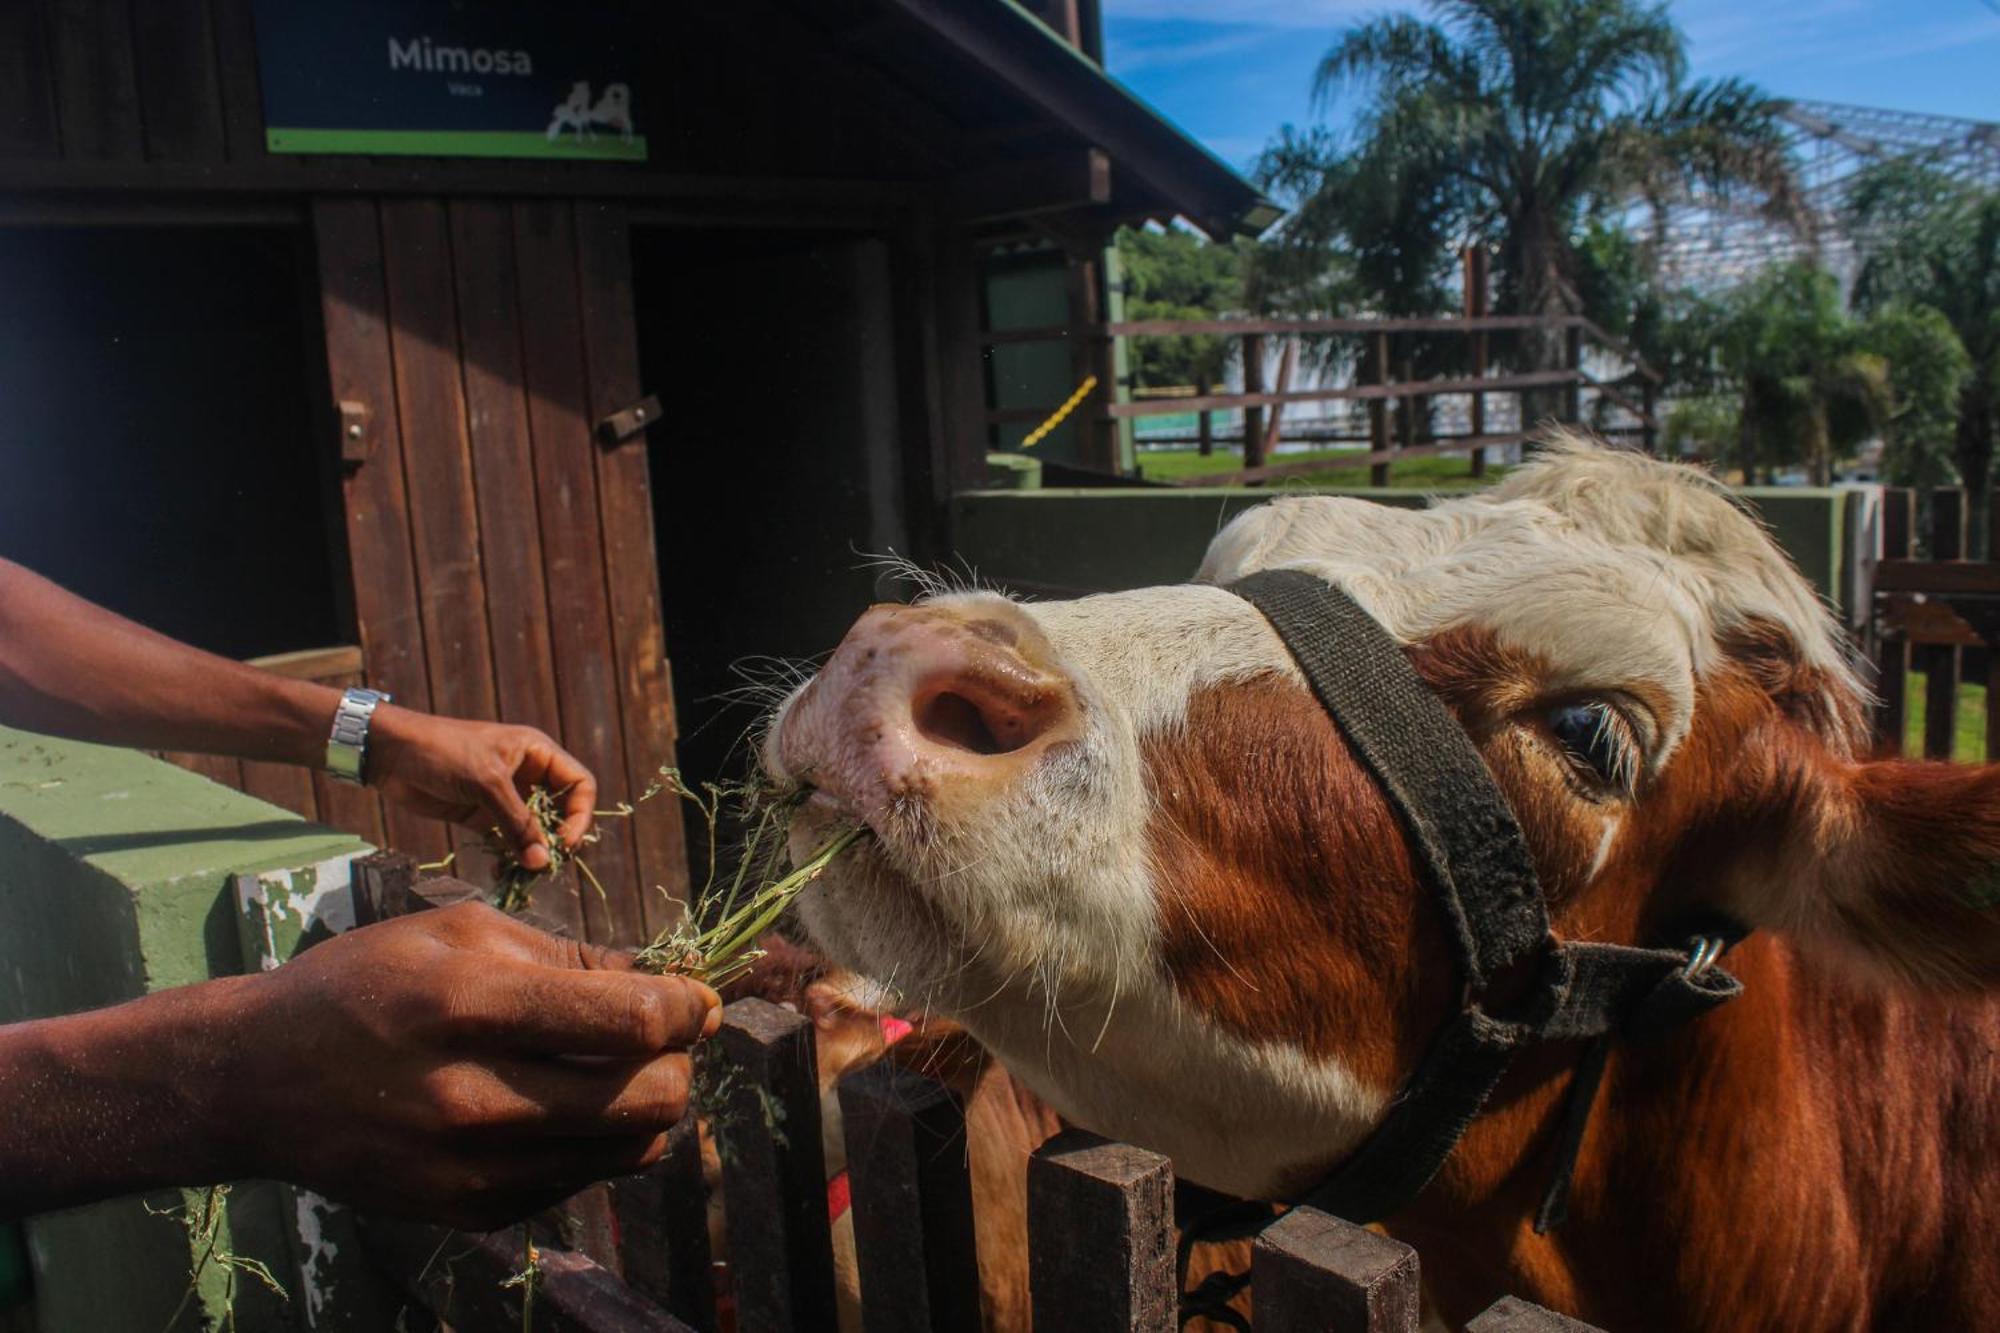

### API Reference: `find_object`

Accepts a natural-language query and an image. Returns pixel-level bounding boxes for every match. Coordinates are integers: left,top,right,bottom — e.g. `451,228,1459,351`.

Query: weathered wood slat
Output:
1871,559,2000,594
1875,489,1914,755
1251,1206,1419,1333
0,0,60,158
986,371,1580,424
129,0,224,162
710,998,838,1333
312,195,450,862
237,758,319,821
379,196,505,875
512,199,645,946
572,200,689,939
980,315,1591,344
1925,489,1966,761
1465,1294,1605,1332
161,750,243,790
1027,1129,1175,1333
47,0,143,161
612,1117,717,1332
205,0,266,162
363,1219,696,1333
836,1062,981,1333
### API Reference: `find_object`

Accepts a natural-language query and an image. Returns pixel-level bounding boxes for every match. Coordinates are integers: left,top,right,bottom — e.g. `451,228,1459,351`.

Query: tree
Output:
1263,0,1801,392
1114,227,1245,392
1865,303,1972,488
1845,160,2000,505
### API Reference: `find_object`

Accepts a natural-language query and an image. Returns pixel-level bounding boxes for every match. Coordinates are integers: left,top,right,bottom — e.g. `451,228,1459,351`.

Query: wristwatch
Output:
325,687,392,785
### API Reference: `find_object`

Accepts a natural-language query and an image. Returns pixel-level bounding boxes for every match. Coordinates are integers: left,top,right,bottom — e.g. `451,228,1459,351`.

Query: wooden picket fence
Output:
1870,486,2000,761
345,853,1600,1333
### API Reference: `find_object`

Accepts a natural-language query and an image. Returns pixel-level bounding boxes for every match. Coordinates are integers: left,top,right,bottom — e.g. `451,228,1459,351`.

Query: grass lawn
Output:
1903,670,1991,762
1135,446,1506,491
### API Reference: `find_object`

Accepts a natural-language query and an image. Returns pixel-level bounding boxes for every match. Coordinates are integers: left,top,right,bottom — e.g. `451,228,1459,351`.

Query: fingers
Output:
438,1053,694,1138
480,770,547,869
442,960,720,1057
527,741,597,852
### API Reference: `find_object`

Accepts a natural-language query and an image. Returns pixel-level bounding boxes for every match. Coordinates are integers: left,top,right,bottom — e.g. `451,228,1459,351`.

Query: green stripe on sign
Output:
265,128,649,160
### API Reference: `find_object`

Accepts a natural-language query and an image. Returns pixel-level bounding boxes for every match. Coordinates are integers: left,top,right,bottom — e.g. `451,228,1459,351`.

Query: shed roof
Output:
795,0,1282,241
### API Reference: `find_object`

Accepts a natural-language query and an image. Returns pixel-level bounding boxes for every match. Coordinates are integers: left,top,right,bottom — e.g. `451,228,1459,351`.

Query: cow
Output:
763,434,2000,1330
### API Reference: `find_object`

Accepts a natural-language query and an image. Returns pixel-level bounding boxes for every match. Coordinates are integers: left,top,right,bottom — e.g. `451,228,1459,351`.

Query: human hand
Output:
222,901,718,1228
365,706,596,870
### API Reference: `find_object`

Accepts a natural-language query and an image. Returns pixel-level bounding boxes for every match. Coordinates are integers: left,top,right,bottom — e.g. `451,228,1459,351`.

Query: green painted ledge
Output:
0,728,370,1331
949,485,1860,616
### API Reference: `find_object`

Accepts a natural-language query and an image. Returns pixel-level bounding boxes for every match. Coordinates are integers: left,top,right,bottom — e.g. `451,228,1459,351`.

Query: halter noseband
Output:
1227,569,1744,1231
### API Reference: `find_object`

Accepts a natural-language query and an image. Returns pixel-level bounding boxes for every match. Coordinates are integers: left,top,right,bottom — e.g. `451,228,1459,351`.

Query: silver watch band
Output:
325,687,392,785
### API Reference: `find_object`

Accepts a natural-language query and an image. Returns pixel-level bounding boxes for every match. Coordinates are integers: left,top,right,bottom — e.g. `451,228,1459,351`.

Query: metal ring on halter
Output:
1683,936,1723,980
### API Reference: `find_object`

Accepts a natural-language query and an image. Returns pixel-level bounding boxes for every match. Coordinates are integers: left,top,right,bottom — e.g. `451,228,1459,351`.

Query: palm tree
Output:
1265,0,1803,392
1846,161,2000,510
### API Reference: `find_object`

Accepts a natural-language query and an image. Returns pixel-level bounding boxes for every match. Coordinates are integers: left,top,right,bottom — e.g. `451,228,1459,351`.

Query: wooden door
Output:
308,195,685,947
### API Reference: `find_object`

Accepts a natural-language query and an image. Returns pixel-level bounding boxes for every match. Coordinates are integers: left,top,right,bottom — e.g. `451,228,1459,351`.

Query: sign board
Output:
251,0,649,161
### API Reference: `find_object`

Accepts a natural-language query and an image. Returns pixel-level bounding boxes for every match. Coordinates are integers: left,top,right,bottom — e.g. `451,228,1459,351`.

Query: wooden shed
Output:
0,0,1272,944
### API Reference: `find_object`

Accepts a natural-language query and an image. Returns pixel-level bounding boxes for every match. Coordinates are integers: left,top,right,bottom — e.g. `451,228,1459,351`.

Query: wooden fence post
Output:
1028,1130,1175,1332
837,1063,981,1333
1876,488,1914,755
1464,246,1489,478
1197,378,1214,457
1243,334,1267,473
1988,489,2000,762
1251,1207,1419,1333
1369,332,1391,488
611,1117,716,1332
1562,324,1583,427
710,998,838,1333
1465,1295,1606,1332
1926,487,1966,760
362,1219,696,1333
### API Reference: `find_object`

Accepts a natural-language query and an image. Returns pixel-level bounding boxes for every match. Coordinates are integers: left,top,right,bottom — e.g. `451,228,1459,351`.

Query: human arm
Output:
0,557,592,867
0,902,718,1227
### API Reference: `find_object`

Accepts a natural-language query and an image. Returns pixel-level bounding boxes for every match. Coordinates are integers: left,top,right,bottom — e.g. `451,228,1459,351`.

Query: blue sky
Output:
1102,0,2000,173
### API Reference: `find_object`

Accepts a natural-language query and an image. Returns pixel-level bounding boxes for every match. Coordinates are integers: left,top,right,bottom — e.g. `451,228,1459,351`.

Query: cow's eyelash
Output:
1543,699,1640,798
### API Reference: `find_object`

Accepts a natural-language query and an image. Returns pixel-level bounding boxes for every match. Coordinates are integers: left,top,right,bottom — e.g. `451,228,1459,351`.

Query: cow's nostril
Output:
915,690,1009,756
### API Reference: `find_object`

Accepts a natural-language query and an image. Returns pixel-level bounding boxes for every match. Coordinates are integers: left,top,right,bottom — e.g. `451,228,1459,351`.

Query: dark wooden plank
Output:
378,196,505,874
1875,489,1914,756
1870,560,2000,595
987,370,1582,425
351,850,418,927
710,998,837,1333
982,315,1587,343
161,750,244,790
1027,1129,1175,1333
1251,1206,1419,1333
443,197,585,935
836,1063,980,1333
1368,332,1390,488
572,200,688,942
311,196,450,863
611,1117,716,1332
512,199,644,946
1464,1295,1604,1332
0,0,60,157
238,759,318,821
47,0,143,161
362,1219,696,1333
129,0,224,162
1925,488,1966,761
206,0,267,162
1242,333,1266,472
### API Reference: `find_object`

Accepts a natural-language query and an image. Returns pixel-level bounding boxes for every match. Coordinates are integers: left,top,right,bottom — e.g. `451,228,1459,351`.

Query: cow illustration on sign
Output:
545,82,632,142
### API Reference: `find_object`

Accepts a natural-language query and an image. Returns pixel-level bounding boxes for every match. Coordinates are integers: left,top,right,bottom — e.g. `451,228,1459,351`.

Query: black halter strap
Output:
1226,569,1744,1231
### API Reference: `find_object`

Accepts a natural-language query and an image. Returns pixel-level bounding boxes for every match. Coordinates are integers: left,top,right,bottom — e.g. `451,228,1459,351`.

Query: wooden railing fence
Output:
330,852,1606,1333
1870,486,2000,761
988,251,1660,486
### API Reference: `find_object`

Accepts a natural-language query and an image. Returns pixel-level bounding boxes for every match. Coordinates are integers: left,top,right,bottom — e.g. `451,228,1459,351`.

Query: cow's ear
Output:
1741,760,2000,990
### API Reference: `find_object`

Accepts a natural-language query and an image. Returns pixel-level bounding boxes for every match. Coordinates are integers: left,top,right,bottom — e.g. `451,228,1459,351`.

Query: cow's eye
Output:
1546,701,1634,795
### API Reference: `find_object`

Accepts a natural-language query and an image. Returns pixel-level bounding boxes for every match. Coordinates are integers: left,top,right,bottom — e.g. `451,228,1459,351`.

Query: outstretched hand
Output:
365,706,597,869
232,902,719,1228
